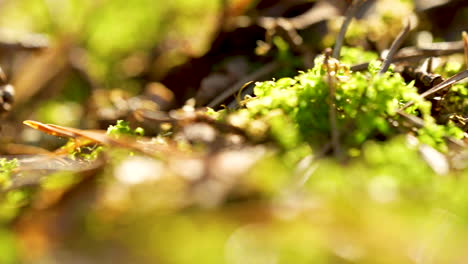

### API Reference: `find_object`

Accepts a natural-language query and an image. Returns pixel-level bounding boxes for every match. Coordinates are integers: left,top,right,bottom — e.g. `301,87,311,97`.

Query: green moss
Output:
107,120,144,138
226,54,463,153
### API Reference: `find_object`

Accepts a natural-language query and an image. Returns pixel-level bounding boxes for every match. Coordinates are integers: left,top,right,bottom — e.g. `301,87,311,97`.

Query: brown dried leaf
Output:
23,120,176,156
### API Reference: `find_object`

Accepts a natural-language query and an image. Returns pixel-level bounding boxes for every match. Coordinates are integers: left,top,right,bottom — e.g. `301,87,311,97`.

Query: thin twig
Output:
379,20,412,74
333,0,367,59
207,61,280,108
324,49,342,159
401,69,468,110
396,110,425,128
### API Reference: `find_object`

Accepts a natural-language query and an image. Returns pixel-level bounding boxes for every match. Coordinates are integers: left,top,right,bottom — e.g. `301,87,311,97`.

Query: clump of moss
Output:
107,120,144,138
220,54,462,154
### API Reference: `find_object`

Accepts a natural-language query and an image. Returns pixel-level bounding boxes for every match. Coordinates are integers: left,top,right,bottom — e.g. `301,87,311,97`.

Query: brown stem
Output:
401,69,468,110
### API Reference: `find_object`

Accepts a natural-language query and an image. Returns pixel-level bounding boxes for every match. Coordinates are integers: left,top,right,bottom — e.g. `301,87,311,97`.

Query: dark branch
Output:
401,69,468,110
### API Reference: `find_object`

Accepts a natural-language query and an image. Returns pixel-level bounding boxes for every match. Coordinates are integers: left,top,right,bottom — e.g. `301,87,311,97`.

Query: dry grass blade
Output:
23,120,77,138
14,154,102,172
0,152,105,191
333,0,367,59
379,20,411,74
23,120,174,156
24,120,124,147
396,110,425,128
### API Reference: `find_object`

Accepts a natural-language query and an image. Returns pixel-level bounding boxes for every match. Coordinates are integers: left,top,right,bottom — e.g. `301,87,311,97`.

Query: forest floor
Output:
0,0,467,263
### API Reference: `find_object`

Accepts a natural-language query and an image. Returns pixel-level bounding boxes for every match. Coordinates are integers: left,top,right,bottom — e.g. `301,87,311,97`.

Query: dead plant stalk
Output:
324,50,342,159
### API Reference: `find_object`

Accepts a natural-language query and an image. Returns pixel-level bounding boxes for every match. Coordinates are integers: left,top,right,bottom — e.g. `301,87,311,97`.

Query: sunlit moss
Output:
107,120,144,138
225,55,462,152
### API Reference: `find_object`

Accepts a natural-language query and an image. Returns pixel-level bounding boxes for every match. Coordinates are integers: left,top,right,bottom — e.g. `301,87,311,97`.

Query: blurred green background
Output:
0,0,467,263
